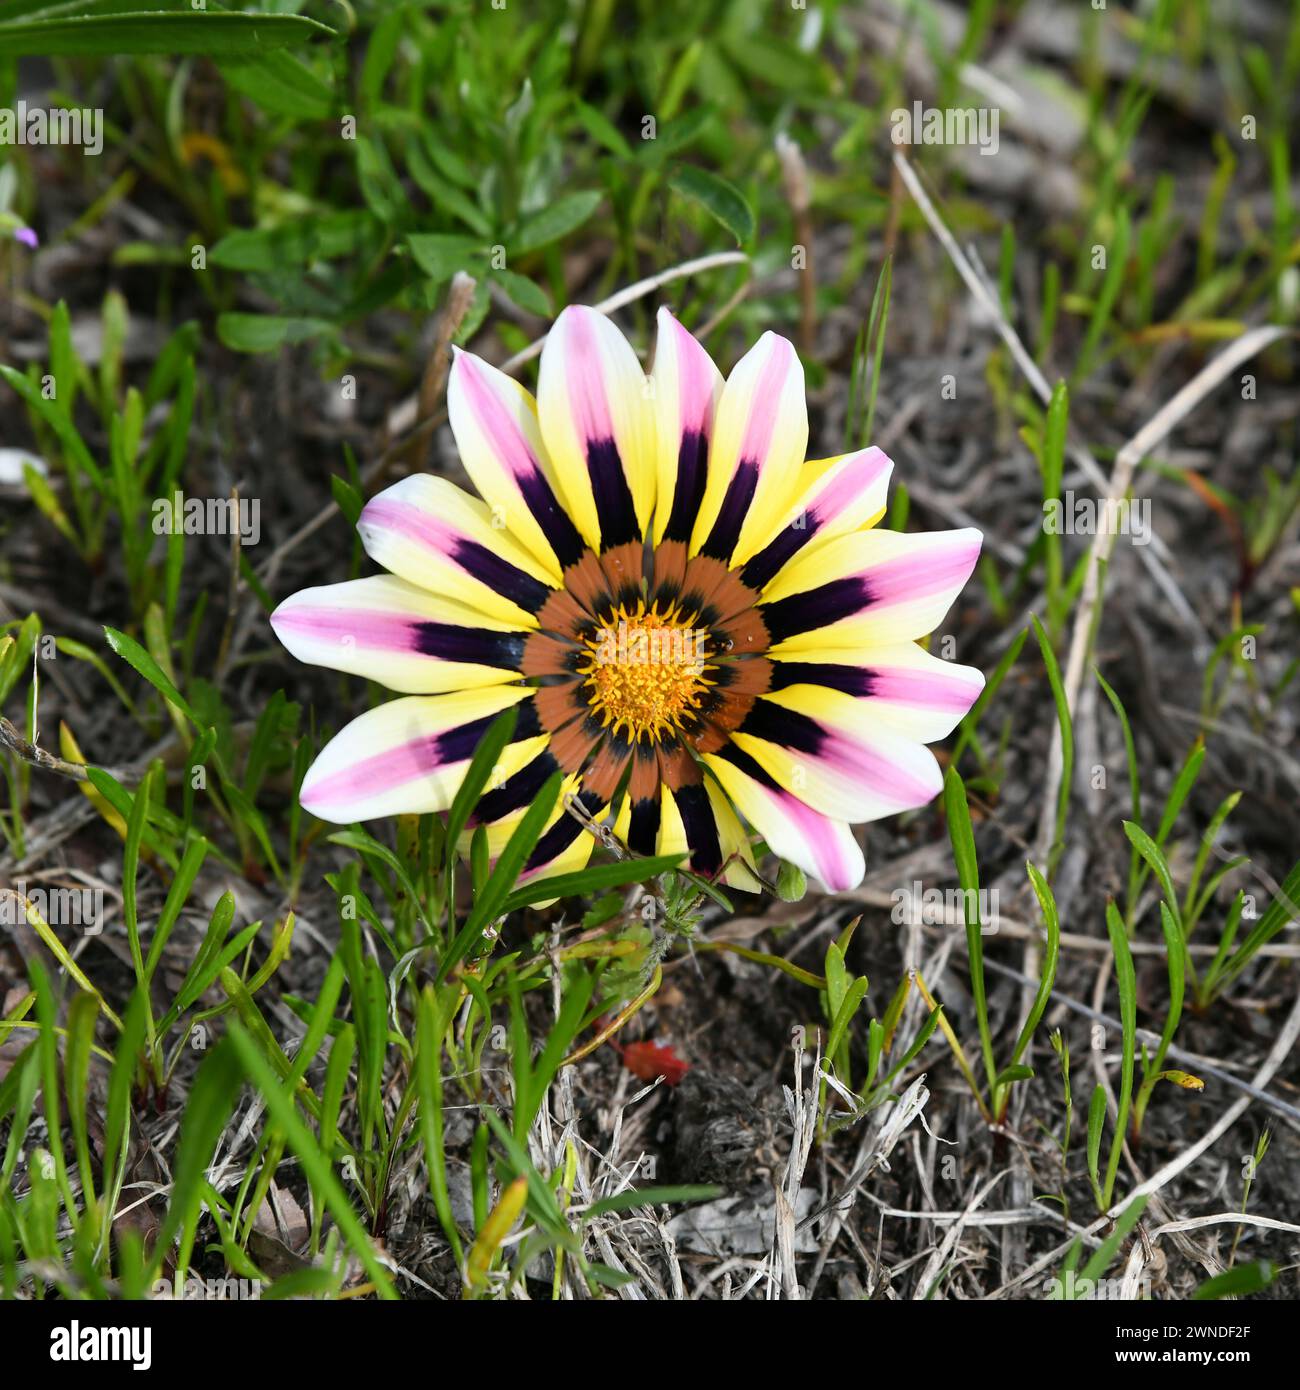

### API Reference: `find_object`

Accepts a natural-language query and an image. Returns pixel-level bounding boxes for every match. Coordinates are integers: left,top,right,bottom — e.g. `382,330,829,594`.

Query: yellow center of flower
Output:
579,601,712,742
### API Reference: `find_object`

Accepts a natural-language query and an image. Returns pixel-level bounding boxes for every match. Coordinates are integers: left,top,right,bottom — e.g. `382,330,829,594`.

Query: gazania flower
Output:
271,307,983,892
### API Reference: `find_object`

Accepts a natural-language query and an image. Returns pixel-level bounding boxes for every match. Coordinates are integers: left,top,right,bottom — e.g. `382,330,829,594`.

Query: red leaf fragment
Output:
619,1040,690,1086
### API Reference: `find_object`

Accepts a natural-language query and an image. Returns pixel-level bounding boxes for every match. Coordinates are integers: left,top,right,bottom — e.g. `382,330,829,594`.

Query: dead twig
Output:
0,715,88,781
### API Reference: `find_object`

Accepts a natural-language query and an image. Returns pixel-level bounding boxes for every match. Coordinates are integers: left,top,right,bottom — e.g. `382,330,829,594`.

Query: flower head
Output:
271,307,983,892
0,215,38,249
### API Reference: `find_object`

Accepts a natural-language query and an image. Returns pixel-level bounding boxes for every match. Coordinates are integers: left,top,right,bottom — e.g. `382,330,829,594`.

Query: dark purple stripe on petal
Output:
586,437,641,550
740,513,822,592
769,661,876,697
517,470,586,569
674,782,722,875
473,749,560,824
627,797,660,856
713,742,780,791
524,788,602,872
738,700,826,756
413,623,526,669
699,459,758,562
760,576,872,646
437,698,539,764
663,428,709,544
450,538,551,613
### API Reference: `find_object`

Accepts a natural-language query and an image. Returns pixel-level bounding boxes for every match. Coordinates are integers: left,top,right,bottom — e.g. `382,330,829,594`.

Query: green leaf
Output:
1031,613,1074,874
216,314,333,354
722,33,827,92
102,626,197,726
1095,668,1140,825
1041,380,1069,500
1075,206,1131,380
330,474,363,527
1155,739,1205,846
48,298,77,420
219,969,303,1093
219,49,334,119
406,233,486,283
775,860,807,902
416,986,463,1263
668,165,754,244
406,138,493,237
526,969,597,1136
63,991,99,1211
585,1185,722,1219
826,976,869,1067
952,626,1028,766
640,107,715,161
121,762,153,996
0,12,336,58
1006,862,1062,1076
1085,1083,1107,1209
1192,1261,1274,1300
491,269,552,317
943,767,996,1103
358,6,405,107
210,213,371,273
327,827,431,935
512,191,603,255
500,854,683,914
1102,900,1137,1207
824,941,849,1021
101,990,148,1235
440,771,564,981
0,363,102,488
444,708,520,859
1067,1194,1149,1294
1221,857,1300,989
574,99,633,159
855,255,892,448
1152,901,1186,1076
160,891,235,1026
1122,821,1183,934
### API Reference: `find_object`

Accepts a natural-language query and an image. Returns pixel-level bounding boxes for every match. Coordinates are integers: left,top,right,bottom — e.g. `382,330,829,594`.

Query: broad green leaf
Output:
406,232,486,282
668,165,754,243
512,191,603,255
492,269,551,317
216,313,333,354
219,49,334,119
